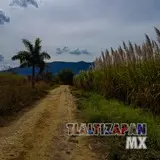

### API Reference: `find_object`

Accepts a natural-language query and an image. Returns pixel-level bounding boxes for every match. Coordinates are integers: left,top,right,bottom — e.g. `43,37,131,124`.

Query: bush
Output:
35,72,55,85
56,69,74,85
0,73,51,119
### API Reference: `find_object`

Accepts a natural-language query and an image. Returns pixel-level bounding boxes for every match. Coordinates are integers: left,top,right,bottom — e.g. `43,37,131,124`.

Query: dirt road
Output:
0,85,98,160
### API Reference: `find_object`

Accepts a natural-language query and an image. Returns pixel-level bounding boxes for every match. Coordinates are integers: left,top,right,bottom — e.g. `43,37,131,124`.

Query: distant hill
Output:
7,61,93,75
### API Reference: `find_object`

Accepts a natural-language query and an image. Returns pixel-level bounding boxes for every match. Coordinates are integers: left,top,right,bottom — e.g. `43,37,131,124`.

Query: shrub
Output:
0,73,50,119
56,69,74,85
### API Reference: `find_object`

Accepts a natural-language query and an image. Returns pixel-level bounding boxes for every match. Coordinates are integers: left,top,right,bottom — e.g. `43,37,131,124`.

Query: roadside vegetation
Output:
0,47,74,125
73,27,160,160
74,27,160,114
0,68,74,125
0,73,52,125
71,88,160,160
0,38,53,125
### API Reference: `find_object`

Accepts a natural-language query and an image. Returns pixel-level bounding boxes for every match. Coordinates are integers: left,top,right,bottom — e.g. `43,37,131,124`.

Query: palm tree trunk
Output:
32,64,35,88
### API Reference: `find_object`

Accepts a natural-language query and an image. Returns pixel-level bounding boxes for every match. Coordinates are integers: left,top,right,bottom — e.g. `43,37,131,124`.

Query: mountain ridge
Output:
7,61,93,75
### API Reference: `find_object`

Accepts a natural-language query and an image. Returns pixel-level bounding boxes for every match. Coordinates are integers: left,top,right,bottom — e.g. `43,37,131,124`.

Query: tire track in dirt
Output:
0,85,98,160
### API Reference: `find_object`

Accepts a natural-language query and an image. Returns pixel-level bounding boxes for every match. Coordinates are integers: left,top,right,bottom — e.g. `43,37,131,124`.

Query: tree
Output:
11,38,51,88
56,69,74,85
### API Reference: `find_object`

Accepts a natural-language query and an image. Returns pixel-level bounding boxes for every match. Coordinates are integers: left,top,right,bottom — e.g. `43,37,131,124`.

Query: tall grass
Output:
0,73,51,123
74,27,160,113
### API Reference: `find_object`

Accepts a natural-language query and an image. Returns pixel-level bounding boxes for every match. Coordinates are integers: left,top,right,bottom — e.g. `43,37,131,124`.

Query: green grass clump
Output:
72,88,160,160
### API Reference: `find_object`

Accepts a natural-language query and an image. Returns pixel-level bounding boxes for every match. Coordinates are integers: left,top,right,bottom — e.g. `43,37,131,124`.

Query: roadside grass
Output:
71,87,160,160
74,28,160,114
0,73,53,125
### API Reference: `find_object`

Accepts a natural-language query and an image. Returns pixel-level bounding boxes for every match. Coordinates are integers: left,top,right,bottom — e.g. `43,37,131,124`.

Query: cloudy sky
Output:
0,0,160,65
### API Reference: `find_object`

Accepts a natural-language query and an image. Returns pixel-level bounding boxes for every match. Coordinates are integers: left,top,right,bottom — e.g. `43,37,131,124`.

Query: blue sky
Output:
0,0,160,66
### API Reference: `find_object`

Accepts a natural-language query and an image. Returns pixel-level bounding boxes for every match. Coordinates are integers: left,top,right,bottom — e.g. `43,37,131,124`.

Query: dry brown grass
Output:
0,73,51,119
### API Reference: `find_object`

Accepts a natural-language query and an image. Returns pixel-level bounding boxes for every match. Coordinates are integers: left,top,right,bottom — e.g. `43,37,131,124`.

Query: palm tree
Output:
11,38,51,88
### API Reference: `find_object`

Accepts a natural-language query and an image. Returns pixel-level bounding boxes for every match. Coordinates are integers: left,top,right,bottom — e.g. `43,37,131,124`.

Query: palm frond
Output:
40,52,51,60
34,38,42,54
11,55,20,61
22,39,34,53
11,51,30,63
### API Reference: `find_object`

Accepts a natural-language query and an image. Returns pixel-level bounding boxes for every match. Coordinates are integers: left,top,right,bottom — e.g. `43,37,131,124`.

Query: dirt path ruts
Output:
0,85,97,160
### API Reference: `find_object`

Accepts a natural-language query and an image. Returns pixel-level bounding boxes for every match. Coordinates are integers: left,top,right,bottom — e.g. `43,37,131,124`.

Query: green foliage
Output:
74,27,160,113
56,69,74,85
72,89,160,160
11,38,51,88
